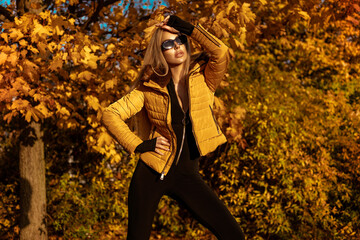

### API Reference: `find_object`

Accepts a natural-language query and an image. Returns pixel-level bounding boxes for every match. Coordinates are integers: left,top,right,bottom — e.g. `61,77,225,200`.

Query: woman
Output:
102,15,245,240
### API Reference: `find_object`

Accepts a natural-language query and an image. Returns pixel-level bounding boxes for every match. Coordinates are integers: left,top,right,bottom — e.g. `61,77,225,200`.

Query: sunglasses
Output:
161,35,188,50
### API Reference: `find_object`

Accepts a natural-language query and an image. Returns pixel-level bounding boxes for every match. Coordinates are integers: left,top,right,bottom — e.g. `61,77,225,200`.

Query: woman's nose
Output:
174,42,180,49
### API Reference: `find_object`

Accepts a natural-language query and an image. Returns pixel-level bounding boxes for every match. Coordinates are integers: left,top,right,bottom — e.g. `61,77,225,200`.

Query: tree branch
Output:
82,0,122,30
82,0,104,30
0,5,15,21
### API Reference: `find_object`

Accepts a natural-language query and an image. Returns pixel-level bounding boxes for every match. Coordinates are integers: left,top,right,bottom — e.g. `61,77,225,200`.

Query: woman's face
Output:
161,31,188,67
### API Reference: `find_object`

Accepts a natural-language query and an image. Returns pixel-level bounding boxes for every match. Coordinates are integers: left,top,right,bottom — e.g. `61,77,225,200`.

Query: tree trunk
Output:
19,121,47,240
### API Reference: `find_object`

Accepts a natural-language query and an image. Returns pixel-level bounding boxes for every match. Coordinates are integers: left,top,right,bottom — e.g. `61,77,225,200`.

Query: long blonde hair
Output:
132,28,191,88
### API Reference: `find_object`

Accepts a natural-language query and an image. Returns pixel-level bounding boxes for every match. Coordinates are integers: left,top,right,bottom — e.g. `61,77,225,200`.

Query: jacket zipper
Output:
160,93,175,180
209,105,220,134
174,115,187,166
196,24,221,48
160,63,207,179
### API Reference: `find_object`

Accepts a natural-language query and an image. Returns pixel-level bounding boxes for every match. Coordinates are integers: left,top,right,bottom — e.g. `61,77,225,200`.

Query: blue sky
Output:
0,0,162,8
0,0,10,6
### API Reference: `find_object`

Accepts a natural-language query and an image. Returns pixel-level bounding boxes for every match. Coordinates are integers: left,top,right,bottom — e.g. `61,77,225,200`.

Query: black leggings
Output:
127,160,245,240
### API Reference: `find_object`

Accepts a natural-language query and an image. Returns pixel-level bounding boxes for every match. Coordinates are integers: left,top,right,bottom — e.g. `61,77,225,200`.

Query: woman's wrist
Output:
167,15,194,36
135,138,157,153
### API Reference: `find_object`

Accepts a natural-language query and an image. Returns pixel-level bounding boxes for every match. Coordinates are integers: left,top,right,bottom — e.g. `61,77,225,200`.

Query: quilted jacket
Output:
102,23,230,177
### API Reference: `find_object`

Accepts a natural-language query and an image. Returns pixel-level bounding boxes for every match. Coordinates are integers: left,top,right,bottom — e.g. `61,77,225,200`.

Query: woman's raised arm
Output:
166,15,230,92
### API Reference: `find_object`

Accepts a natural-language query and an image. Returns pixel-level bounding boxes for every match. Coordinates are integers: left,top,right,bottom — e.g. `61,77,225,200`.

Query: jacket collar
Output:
142,73,171,94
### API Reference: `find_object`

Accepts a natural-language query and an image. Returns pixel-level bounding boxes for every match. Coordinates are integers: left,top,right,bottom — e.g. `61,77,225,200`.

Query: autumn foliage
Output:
1,0,360,239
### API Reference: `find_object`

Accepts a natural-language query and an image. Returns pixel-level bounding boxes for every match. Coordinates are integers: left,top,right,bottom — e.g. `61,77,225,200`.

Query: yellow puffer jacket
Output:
102,24,230,177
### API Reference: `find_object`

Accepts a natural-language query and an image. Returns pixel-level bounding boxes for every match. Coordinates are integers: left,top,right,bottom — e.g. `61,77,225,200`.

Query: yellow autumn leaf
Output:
27,45,40,54
35,102,52,118
80,51,98,69
25,110,33,123
69,73,77,80
227,1,239,15
1,33,8,43
259,0,267,5
78,71,94,81
37,42,48,56
62,52,68,61
120,58,129,71
69,0,79,5
32,19,52,40
68,18,75,25
298,10,310,20
239,3,256,26
105,79,116,90
49,58,63,71
11,99,30,110
127,69,138,81
54,24,65,36
229,37,244,50
0,52,7,65
85,95,100,110
97,132,113,147
233,106,246,120
9,29,24,42
222,18,236,31
23,59,39,80
20,50,28,58
204,0,214,7
58,106,70,116
87,59,98,70
12,77,30,93
39,10,51,20
4,111,17,124
45,42,56,53
70,51,81,65
19,39,28,47
91,45,100,52
222,28,229,38
107,43,116,51
83,46,92,53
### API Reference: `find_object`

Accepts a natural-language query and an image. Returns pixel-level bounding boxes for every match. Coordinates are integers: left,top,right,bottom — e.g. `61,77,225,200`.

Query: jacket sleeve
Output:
102,88,145,154
190,24,230,92
167,16,230,92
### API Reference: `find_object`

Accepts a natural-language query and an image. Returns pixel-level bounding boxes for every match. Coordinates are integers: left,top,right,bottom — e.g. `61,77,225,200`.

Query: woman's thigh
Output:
170,174,245,240
127,160,165,240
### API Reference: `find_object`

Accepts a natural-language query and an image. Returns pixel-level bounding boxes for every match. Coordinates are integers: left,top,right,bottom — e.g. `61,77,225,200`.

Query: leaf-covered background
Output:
0,0,359,239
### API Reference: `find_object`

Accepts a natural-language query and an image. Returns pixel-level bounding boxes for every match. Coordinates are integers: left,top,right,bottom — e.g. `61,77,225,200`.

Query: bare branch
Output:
82,0,104,30
82,0,122,30
0,5,15,21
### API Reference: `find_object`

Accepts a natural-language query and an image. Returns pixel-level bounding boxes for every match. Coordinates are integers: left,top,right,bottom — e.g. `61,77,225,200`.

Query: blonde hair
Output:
132,28,191,88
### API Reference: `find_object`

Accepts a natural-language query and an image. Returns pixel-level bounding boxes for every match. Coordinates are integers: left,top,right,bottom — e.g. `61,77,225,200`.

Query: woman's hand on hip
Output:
155,136,171,155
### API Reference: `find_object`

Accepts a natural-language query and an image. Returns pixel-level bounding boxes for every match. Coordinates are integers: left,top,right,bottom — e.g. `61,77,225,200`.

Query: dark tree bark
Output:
0,5,15,21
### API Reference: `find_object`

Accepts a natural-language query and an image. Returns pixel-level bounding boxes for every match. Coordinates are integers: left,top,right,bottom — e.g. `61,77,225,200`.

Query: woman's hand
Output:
156,16,179,34
155,136,171,155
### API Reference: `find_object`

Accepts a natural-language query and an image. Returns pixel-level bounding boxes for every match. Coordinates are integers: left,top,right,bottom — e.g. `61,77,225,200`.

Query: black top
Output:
167,79,200,163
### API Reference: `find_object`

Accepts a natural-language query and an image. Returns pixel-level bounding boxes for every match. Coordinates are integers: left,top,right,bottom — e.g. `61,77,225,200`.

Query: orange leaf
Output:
0,52,7,65
353,4,360,12
346,16,359,26
11,99,30,110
